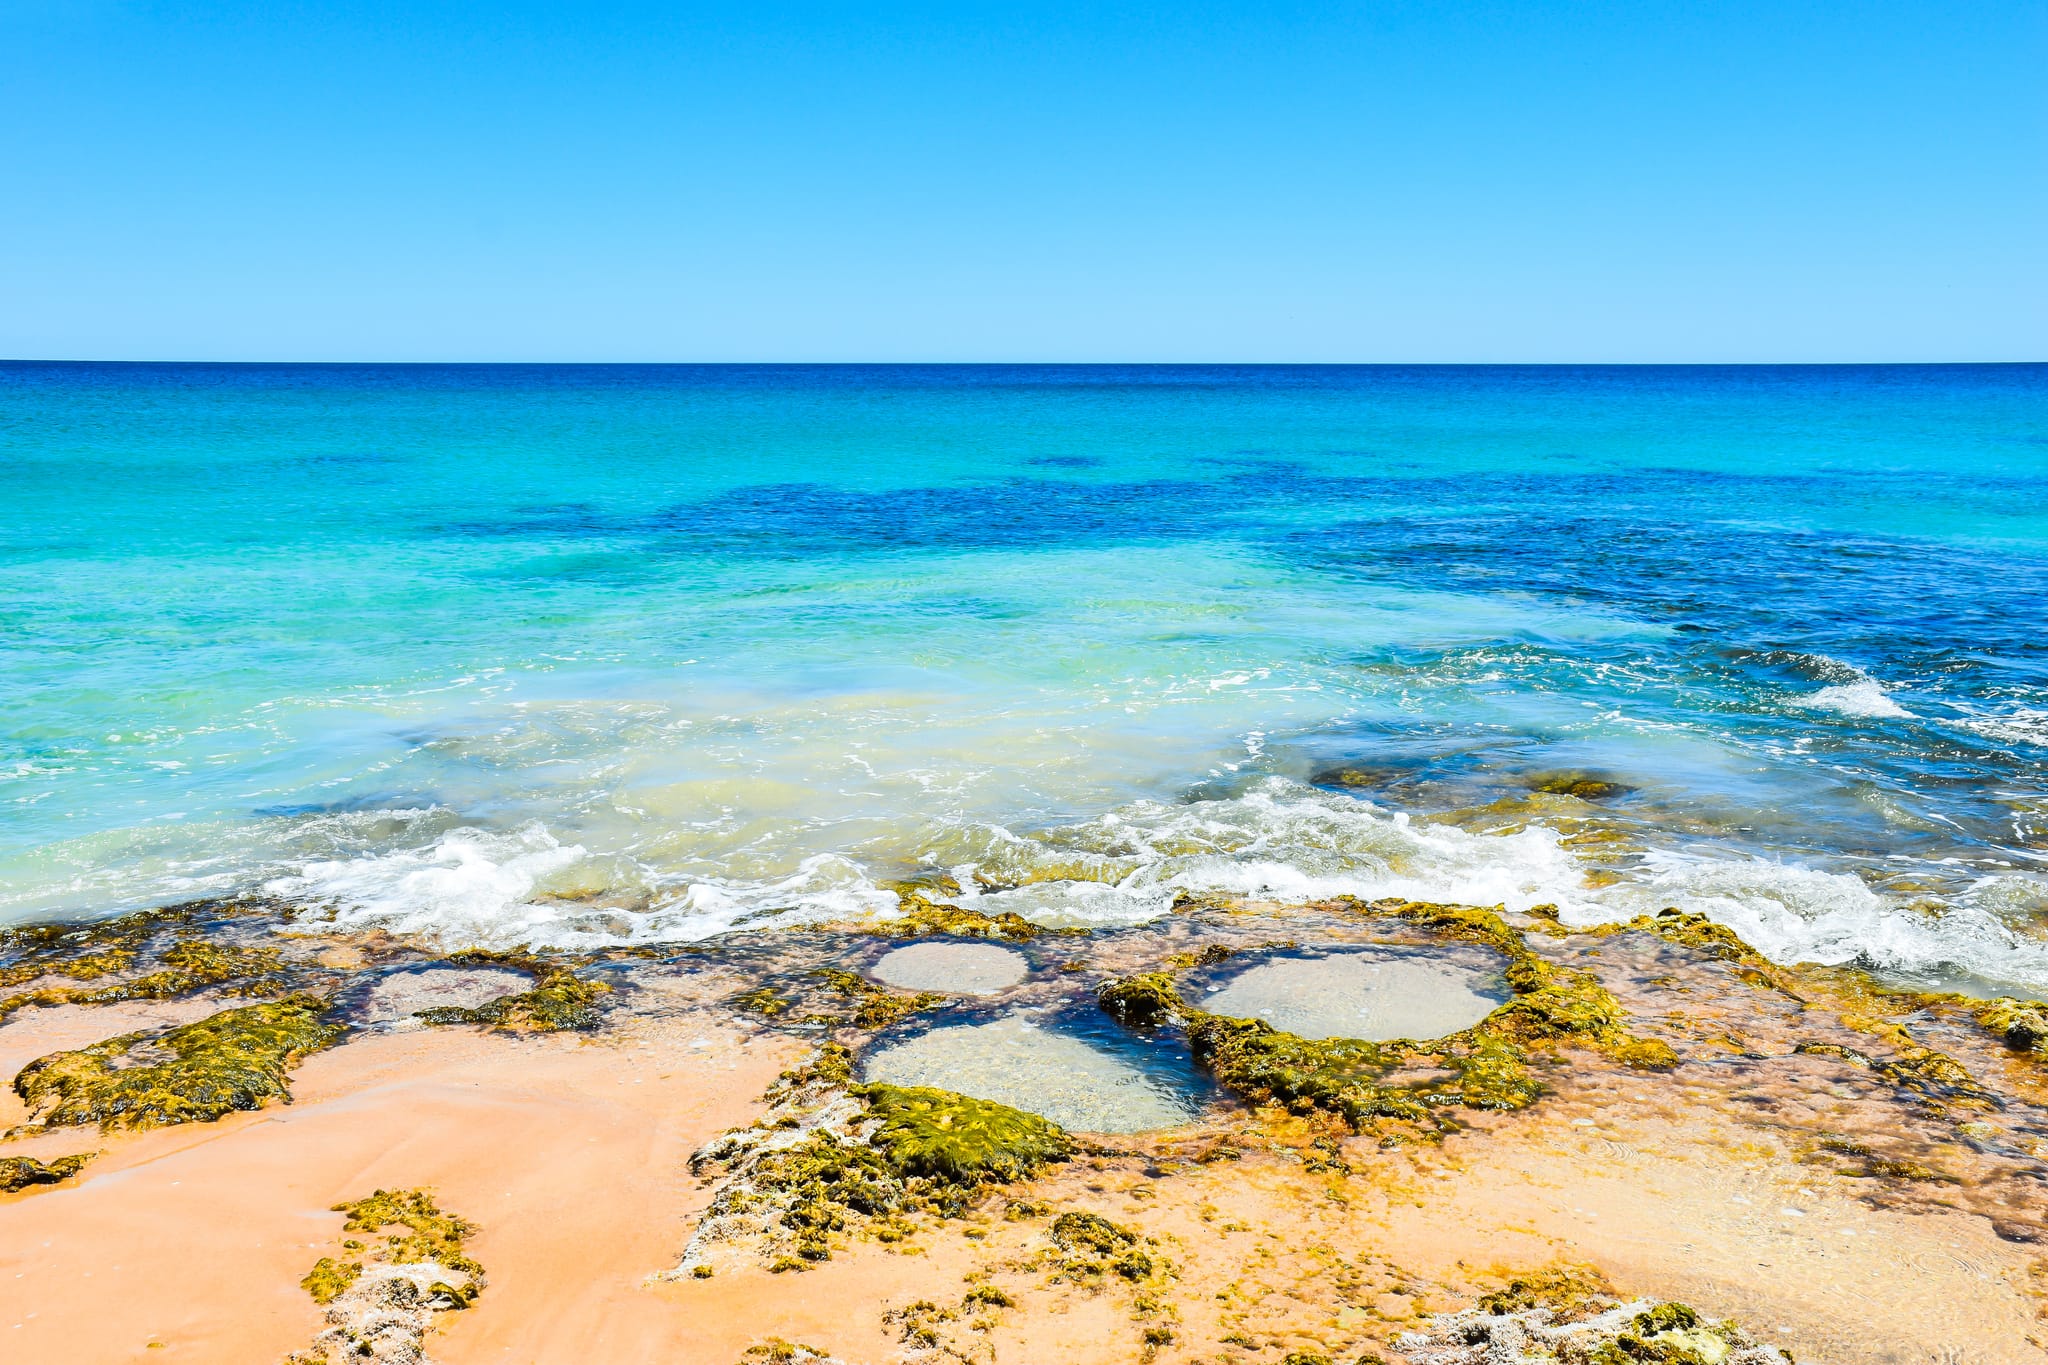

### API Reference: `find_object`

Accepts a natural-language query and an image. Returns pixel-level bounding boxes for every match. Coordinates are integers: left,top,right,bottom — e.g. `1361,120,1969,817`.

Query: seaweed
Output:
1099,899,1674,1133
683,1057,1072,1270
0,898,291,1022
1797,1013,1997,1118
1476,1264,1615,1321
810,969,947,1029
1979,996,2048,1055
13,994,344,1131
859,1082,1073,1185
291,1188,483,1364
1049,1210,1154,1280
413,949,610,1032
0,1151,98,1193
1402,1279,1791,1365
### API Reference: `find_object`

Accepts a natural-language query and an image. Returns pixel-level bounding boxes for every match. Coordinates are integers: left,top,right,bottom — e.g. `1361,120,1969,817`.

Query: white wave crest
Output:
935,778,1591,929
261,778,2048,994
267,823,897,950
1570,850,2048,991
1793,680,1911,719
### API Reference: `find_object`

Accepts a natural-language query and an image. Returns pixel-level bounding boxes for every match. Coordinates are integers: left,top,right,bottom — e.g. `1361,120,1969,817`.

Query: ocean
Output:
4,362,2046,995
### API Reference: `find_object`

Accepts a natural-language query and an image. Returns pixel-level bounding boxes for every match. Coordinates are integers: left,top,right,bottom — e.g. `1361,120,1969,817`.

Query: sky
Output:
1,1,2042,362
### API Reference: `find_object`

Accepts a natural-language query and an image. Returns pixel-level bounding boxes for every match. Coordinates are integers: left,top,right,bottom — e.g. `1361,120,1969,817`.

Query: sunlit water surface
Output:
5,364,2047,994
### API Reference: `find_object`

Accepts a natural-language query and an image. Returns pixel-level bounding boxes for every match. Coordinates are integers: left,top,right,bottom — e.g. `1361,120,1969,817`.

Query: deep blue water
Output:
4,363,2046,992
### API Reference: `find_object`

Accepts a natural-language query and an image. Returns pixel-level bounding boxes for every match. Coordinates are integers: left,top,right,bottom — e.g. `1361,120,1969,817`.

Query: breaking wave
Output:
263,778,2048,993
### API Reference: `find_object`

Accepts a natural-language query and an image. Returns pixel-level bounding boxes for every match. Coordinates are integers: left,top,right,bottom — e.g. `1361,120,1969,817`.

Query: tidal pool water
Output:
870,942,1029,996
1199,950,1505,1041
862,1012,1210,1133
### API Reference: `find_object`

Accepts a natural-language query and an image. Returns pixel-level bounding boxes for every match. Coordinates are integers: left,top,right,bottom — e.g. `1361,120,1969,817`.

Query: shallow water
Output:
5,364,2048,994
870,942,1029,996
343,965,531,1026
1199,950,1505,1041
861,1012,1210,1133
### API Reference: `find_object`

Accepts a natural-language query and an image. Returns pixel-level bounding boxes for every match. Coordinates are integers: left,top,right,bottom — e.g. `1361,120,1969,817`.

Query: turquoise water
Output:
5,363,2047,992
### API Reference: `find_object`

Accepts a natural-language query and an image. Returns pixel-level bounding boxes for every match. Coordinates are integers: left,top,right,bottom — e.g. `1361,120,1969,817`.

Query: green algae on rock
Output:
679,1046,1072,1272
13,994,344,1132
291,1187,483,1364
1099,900,1674,1133
810,968,948,1030
1979,996,2048,1055
1524,771,1633,801
0,1150,97,1193
412,949,610,1032
0,898,293,1022
874,887,1046,942
861,1082,1073,1184
1401,1280,1792,1365
0,902,212,990
1048,1210,1154,1281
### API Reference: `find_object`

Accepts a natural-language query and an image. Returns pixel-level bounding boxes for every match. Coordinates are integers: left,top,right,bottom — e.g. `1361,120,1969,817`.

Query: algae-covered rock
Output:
1048,1210,1155,1280
1476,1265,1615,1320
859,1082,1073,1184
877,888,1045,942
0,903,208,989
1625,908,1766,966
412,950,610,1033
1797,1012,1997,1118
0,899,290,1022
291,1187,483,1364
811,969,948,1030
1525,772,1633,801
0,1151,97,1193
13,994,344,1131
1401,1284,1791,1365
1098,899,1672,1132
1979,996,2048,1054
681,1047,1074,1271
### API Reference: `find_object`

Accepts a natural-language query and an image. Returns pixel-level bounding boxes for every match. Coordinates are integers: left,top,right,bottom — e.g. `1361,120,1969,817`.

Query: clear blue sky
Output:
2,1,2042,361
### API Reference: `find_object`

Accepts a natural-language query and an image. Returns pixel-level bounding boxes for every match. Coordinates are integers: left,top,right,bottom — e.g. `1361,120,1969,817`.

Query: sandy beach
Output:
2,894,2041,1364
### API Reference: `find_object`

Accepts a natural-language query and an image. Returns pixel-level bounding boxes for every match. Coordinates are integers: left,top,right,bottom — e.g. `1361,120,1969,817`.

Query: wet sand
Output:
0,1010,795,1362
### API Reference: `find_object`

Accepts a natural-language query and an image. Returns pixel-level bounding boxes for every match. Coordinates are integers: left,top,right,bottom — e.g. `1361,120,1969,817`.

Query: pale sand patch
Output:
0,1013,797,1364
870,941,1027,995
863,1014,1201,1132
1201,950,1504,1040
348,965,534,1025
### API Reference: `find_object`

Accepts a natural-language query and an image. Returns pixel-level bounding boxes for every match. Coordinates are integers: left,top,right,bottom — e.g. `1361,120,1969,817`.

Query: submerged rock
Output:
1199,950,1504,1041
351,966,533,1026
863,1015,1202,1133
1523,770,1634,801
871,942,1029,997
0,1151,97,1193
411,950,610,1033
